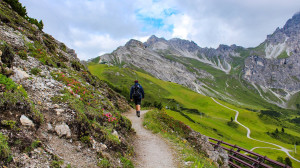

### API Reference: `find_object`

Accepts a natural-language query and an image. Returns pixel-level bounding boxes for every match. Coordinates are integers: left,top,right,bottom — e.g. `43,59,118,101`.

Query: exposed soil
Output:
124,110,179,168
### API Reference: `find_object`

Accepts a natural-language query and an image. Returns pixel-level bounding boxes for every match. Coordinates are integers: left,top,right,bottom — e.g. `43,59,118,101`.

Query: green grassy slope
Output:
89,64,300,167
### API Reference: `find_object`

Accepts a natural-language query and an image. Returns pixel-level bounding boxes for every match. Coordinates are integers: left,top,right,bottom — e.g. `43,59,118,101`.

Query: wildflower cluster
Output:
103,112,118,124
52,71,100,107
159,110,192,137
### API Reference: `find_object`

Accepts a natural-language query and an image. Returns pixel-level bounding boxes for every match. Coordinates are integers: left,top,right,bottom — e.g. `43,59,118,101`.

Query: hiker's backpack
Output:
132,85,141,98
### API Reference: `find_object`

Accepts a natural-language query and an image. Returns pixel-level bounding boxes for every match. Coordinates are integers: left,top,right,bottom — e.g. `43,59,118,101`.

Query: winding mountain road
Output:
211,97,300,163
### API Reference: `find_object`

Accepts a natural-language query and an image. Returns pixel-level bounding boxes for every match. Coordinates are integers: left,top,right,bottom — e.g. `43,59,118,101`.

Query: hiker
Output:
130,80,144,117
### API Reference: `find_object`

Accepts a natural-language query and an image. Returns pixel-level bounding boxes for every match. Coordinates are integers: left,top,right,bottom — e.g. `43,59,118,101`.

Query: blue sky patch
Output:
163,8,179,16
135,8,178,32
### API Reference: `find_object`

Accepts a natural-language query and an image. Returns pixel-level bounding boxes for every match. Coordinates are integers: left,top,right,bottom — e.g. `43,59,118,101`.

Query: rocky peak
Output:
266,11,300,42
144,35,167,47
168,38,200,52
283,12,300,31
217,44,231,51
125,39,145,48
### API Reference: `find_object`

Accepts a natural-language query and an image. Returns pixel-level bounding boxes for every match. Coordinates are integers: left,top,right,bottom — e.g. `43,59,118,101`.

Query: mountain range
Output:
96,12,300,109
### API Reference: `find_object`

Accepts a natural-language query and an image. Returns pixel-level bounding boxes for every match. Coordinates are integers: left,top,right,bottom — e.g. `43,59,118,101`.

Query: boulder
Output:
54,109,64,115
11,68,30,83
55,123,71,138
47,123,54,132
20,115,34,127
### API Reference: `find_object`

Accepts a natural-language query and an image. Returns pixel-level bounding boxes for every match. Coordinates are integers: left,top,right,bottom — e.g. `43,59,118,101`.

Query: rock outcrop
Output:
187,131,229,168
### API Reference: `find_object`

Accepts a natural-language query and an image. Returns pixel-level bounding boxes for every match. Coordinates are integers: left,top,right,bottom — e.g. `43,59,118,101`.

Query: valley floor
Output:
124,110,179,168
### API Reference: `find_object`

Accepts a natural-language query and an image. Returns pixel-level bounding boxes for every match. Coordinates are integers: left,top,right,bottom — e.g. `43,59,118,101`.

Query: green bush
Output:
97,158,110,168
17,50,28,60
30,67,41,75
0,73,17,90
227,121,239,128
25,140,41,153
0,133,10,160
120,156,134,168
1,120,18,130
50,155,64,168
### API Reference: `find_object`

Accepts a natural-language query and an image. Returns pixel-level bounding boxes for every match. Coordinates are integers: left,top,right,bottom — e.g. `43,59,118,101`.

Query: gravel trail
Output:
125,110,179,168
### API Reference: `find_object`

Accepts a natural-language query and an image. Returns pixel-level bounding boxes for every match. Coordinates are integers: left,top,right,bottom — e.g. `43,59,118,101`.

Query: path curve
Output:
211,98,300,162
124,110,178,168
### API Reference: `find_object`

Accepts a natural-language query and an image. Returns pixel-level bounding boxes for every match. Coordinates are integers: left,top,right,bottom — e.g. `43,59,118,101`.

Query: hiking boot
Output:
136,111,140,117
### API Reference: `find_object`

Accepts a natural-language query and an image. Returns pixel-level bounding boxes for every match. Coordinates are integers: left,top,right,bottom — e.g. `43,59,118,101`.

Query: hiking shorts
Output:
134,98,142,105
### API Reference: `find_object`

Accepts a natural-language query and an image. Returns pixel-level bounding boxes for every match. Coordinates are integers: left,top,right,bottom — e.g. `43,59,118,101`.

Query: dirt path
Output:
124,110,179,168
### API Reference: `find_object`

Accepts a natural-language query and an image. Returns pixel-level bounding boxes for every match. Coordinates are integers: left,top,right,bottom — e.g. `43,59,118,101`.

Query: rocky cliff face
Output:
0,1,132,167
243,12,300,107
100,35,244,96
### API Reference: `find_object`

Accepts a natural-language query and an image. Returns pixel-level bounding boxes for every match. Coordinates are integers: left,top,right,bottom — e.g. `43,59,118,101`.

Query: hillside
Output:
0,1,135,167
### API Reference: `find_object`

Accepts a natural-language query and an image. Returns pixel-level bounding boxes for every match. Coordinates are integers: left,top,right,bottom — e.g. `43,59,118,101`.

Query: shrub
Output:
97,158,110,168
30,67,41,75
17,50,28,60
1,120,18,130
227,121,239,128
285,157,292,167
0,133,10,161
25,140,41,153
80,135,91,146
50,155,64,168
120,156,134,168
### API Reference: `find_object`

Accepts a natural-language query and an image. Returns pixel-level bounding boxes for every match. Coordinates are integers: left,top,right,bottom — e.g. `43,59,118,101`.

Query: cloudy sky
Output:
20,0,300,60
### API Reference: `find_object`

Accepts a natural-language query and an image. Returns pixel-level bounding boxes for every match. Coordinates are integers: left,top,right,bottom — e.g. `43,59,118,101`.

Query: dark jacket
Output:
130,83,144,99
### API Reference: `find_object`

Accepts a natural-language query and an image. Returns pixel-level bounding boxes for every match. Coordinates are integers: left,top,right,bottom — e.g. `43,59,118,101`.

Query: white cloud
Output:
68,28,128,59
19,0,300,60
170,14,196,39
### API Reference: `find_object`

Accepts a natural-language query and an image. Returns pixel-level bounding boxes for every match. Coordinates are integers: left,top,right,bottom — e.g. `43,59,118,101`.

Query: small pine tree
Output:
231,117,233,122
275,128,279,134
38,20,44,30
285,157,292,167
281,127,285,133
276,156,284,163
